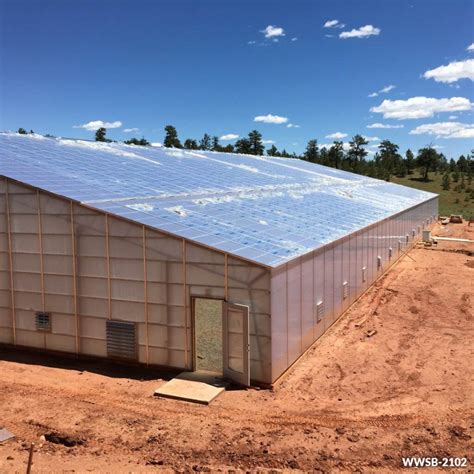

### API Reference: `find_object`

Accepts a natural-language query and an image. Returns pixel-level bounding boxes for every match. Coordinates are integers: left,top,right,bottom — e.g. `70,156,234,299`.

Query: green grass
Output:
392,171,474,217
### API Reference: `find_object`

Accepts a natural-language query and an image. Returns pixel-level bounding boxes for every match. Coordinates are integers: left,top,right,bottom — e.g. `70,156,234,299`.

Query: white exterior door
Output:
222,303,250,386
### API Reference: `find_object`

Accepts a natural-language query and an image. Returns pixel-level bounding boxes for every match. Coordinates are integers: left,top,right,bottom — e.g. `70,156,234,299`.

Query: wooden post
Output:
182,239,188,368
70,202,80,354
142,226,149,365
26,443,35,474
105,214,111,319
5,180,16,345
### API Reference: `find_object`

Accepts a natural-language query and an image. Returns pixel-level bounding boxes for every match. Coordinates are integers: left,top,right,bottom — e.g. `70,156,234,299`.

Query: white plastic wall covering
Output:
323,246,334,331
287,259,302,365
270,264,288,380
332,244,343,323
341,240,350,312
313,251,325,340
301,254,314,351
349,234,358,304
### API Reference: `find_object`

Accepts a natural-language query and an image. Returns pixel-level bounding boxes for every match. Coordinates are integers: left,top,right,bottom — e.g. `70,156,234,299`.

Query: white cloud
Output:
248,40,256,45
366,122,404,129
220,133,239,140
448,115,458,119
324,19,345,29
254,114,288,124
370,96,472,120
380,85,396,93
409,122,474,139
262,140,275,144
73,120,122,131
340,25,380,39
368,84,396,98
467,43,474,52
287,123,300,128
423,59,474,83
291,37,298,41
363,135,380,141
123,127,139,133
325,132,347,139
262,25,285,39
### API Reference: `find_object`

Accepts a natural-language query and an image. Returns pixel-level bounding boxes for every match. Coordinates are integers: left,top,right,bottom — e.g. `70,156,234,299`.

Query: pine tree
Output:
124,137,150,146
378,140,401,181
267,144,279,156
416,146,440,181
405,149,415,175
442,173,451,190
199,133,211,150
184,138,199,150
164,125,182,148
18,128,27,135
347,135,368,166
248,130,264,155
234,137,251,154
95,127,107,142
327,141,345,169
304,139,319,163
211,136,221,152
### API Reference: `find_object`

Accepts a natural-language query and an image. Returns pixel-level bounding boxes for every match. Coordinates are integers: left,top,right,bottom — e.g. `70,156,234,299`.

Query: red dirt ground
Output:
0,222,472,473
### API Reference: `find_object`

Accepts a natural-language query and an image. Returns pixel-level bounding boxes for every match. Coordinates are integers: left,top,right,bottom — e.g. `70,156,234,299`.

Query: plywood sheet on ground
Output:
154,371,228,405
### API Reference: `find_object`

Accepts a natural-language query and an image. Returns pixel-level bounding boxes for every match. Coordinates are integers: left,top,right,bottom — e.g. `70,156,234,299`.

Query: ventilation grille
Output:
106,320,137,360
35,312,51,332
316,301,324,322
342,281,349,299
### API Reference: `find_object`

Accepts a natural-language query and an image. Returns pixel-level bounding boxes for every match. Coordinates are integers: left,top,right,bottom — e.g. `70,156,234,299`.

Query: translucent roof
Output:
0,133,436,267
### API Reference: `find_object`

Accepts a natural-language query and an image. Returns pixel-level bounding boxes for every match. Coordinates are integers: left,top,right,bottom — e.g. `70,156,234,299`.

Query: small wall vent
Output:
35,312,51,332
342,281,349,299
106,320,137,360
316,301,324,322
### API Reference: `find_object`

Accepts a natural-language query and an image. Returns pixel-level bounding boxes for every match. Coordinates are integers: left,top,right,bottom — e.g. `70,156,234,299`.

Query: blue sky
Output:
1,0,473,158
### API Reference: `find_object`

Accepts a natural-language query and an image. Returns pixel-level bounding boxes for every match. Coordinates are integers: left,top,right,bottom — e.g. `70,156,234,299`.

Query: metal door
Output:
222,302,250,386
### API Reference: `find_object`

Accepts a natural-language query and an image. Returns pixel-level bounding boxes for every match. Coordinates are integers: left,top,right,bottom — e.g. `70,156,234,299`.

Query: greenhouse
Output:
0,133,438,385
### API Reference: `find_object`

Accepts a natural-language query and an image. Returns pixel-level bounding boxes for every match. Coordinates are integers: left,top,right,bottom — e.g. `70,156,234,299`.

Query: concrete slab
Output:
154,371,228,405
0,428,15,444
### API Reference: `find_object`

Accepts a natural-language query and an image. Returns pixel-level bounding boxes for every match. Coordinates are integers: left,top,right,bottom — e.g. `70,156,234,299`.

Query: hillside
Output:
392,170,474,217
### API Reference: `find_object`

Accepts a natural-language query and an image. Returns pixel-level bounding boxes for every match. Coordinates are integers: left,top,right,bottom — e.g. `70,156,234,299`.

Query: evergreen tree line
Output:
18,126,474,184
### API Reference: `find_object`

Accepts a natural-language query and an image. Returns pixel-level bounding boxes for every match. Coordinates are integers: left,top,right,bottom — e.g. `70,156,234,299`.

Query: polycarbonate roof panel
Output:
0,133,437,267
